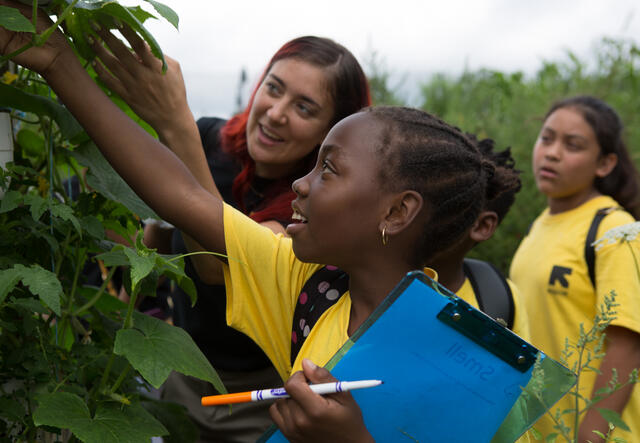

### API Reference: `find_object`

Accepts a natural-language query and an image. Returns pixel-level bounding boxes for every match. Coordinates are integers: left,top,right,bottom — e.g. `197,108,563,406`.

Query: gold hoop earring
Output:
381,226,388,246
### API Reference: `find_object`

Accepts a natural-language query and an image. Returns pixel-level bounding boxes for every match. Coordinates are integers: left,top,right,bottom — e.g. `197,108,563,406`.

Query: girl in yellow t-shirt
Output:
0,11,501,440
510,96,640,442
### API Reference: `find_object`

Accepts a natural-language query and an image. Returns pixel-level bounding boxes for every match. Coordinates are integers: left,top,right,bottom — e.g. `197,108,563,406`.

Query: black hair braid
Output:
366,106,492,263
469,134,522,223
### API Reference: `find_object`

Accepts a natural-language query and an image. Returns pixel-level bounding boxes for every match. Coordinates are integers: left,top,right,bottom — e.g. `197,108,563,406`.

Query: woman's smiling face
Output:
246,58,335,179
286,112,390,267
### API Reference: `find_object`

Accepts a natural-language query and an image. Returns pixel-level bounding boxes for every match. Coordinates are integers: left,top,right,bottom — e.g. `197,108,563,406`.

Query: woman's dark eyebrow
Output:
268,73,322,108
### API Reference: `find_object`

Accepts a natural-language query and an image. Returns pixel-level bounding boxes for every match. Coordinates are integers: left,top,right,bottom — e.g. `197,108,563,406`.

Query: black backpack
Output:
290,260,515,365
584,207,618,287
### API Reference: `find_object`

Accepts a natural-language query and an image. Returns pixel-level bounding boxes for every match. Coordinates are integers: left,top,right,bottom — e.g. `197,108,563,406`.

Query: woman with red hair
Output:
90,29,371,442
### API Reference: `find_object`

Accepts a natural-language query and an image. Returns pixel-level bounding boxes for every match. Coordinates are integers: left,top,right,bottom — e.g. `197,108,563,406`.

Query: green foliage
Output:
526,291,639,442
0,2,222,442
366,37,640,272
421,39,640,272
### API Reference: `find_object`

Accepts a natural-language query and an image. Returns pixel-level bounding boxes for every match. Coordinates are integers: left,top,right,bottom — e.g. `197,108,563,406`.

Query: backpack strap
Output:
463,258,514,329
290,266,349,366
584,207,617,288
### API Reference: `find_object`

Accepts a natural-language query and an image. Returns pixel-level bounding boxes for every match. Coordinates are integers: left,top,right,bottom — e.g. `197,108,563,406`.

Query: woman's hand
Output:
0,0,71,76
89,24,192,138
270,359,374,443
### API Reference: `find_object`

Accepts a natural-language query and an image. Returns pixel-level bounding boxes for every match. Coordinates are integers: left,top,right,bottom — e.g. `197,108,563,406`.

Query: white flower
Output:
593,222,640,250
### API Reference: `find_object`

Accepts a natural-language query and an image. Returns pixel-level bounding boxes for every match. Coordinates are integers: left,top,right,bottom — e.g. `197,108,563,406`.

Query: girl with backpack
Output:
0,5,500,439
510,96,640,442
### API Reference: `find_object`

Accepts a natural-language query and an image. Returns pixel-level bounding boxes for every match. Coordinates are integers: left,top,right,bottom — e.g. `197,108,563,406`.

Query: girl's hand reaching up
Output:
88,24,192,137
0,0,71,76
270,359,374,443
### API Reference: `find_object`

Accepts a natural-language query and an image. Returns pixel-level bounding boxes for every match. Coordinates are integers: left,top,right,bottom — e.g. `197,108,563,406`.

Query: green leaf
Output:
124,247,155,291
0,190,22,213
95,246,130,267
11,296,49,314
33,392,168,442
114,312,225,391
0,396,26,423
126,5,156,24
100,3,167,70
63,0,167,70
529,427,543,440
141,399,198,443
71,141,158,220
156,255,197,306
596,407,631,432
143,0,178,29
53,317,76,351
0,267,22,305
50,200,82,235
80,215,105,240
0,5,35,33
23,193,48,221
16,128,45,157
0,83,84,141
14,264,62,315
33,392,91,428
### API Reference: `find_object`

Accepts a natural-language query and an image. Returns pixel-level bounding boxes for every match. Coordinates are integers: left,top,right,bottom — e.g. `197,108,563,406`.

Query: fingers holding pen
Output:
269,360,372,442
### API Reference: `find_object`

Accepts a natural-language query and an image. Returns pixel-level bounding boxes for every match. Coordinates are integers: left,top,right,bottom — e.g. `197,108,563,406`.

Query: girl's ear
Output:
596,153,618,178
380,190,424,237
469,211,499,243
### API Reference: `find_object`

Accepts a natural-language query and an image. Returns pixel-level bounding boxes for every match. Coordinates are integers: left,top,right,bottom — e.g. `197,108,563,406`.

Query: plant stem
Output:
33,0,80,47
123,288,138,330
98,352,115,395
74,265,117,315
626,241,640,279
109,364,131,394
66,246,86,311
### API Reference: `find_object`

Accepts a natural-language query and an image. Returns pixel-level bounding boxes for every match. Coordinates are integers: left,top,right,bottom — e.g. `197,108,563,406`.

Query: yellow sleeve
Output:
221,203,321,380
594,212,640,335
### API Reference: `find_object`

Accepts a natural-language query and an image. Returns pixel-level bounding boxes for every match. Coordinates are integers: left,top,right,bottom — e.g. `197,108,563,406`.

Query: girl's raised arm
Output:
0,1,226,256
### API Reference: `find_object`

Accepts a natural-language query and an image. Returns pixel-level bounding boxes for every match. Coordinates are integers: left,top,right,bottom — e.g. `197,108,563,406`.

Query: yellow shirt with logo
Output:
510,195,640,441
456,277,531,341
221,203,436,381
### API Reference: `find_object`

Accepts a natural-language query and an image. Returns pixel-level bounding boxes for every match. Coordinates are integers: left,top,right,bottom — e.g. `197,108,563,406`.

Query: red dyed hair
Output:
221,36,371,224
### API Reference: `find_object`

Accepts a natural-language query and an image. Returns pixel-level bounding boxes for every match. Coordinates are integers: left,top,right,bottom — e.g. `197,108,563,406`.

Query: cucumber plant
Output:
0,2,224,442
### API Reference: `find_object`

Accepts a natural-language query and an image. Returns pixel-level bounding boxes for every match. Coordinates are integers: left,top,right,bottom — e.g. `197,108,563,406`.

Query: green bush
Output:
369,37,640,272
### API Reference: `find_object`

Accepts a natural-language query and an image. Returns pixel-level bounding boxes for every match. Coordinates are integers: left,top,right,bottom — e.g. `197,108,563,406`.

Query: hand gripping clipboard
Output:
262,271,576,442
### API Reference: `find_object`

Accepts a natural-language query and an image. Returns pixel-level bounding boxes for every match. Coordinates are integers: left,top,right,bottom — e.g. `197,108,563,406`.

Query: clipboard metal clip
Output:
437,300,537,372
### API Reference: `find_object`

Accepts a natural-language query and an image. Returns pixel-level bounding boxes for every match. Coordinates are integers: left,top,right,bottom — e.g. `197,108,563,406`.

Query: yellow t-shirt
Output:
510,195,640,441
221,203,436,381
456,277,531,341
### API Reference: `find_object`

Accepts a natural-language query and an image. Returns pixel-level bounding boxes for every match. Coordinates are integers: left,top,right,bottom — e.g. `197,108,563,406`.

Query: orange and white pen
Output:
201,379,383,406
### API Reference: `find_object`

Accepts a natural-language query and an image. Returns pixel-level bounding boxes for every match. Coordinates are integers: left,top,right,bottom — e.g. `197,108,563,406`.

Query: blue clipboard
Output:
262,271,576,442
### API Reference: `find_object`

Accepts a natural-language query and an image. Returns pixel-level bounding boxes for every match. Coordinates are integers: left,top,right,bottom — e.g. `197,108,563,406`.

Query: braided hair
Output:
468,134,522,223
545,96,640,219
365,106,495,263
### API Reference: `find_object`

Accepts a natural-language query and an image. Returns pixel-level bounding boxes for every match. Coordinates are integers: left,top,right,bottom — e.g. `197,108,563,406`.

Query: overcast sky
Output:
137,0,639,118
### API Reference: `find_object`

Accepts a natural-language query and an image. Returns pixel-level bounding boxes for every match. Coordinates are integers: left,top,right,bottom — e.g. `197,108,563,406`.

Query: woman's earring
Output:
381,226,388,246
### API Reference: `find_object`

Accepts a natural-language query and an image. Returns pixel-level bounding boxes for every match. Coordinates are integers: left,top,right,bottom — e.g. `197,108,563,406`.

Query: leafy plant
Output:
0,1,225,442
